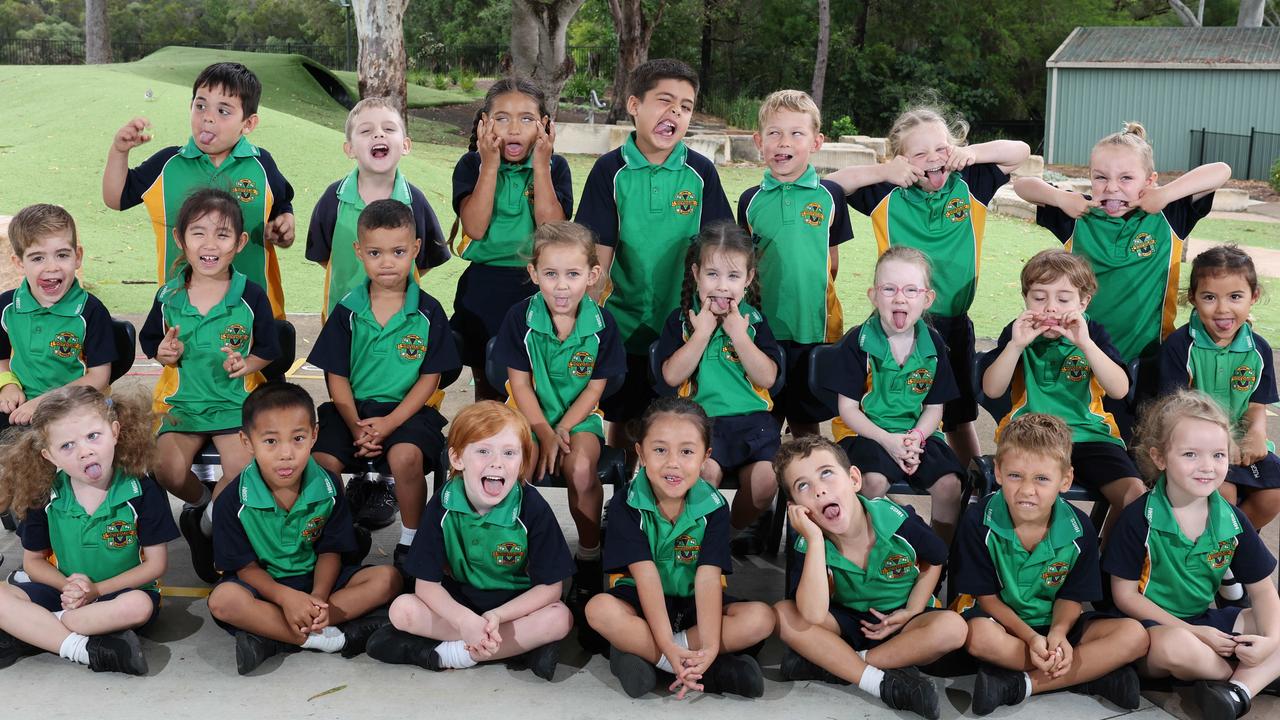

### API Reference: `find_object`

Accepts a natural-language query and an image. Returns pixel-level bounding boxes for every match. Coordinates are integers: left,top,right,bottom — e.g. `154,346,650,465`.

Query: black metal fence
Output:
1189,128,1280,181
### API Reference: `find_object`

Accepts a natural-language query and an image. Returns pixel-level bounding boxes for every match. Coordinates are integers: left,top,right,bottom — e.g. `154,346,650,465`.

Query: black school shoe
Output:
338,614,390,659
701,653,764,698
87,630,148,675
234,631,300,675
365,626,442,670
1195,680,1252,720
880,667,940,720
179,504,219,584
972,663,1027,716
352,477,398,531
341,525,373,567
608,647,656,698
0,628,19,669
778,647,849,685
1072,664,1141,709
506,640,560,681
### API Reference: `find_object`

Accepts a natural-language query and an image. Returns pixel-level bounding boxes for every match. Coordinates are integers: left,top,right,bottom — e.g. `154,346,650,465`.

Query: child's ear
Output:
402,136,412,155
448,447,463,472
238,429,253,454
1079,293,1091,311
235,232,249,254
1145,171,1158,187
848,465,863,493
625,95,641,117
1148,446,1167,472
993,460,1005,487
526,263,538,286
74,245,84,271
343,141,355,159
110,420,120,442
814,132,825,151
40,447,53,465
752,131,763,153
240,113,260,135
1060,466,1074,494
588,265,602,287
922,288,936,310
412,237,422,257
633,442,644,465
9,253,20,271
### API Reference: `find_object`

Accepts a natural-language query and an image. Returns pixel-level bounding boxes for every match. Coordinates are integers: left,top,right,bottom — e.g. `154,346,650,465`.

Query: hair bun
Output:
1122,121,1147,141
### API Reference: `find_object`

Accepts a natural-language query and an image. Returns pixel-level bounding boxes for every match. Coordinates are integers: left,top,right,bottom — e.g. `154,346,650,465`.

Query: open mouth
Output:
482,474,506,496
772,153,794,164
1212,317,1237,332
37,277,63,295
371,143,390,159
1101,198,1128,214
83,462,103,481
707,295,733,313
198,130,217,145
890,310,909,330
198,254,220,269
821,502,841,521
552,294,571,309
662,472,684,488
504,142,525,157
924,164,946,190
276,465,296,479
654,120,677,138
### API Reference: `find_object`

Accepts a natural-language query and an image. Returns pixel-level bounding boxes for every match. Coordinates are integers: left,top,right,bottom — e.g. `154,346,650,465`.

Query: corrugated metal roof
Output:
1047,26,1280,68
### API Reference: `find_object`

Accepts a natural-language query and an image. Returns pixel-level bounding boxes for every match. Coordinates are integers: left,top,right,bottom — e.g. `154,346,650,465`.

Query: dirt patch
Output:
1048,164,1277,202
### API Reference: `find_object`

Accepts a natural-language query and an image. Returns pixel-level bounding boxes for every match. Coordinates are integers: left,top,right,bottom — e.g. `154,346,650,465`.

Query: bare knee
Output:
702,460,724,486
388,593,421,629
540,601,574,640
119,591,155,627
1116,477,1146,507
964,619,1003,659
932,611,970,651
584,593,622,630
564,452,599,491
861,473,889,498
1148,628,1203,671
931,474,963,503
207,584,246,621
735,601,776,637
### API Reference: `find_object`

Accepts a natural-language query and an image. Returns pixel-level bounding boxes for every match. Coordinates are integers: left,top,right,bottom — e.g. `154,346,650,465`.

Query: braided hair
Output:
466,78,549,152
677,221,762,327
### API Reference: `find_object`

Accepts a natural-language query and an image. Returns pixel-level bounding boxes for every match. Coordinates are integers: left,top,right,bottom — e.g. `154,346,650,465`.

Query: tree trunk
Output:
84,0,111,64
854,0,871,49
811,0,830,110
1238,0,1265,26
352,0,409,119
700,0,714,99
1167,0,1201,26
605,0,667,124
510,0,587,119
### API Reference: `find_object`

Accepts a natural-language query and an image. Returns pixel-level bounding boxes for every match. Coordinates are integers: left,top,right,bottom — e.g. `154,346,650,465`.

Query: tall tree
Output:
811,0,830,110
1238,0,1265,25
510,0,587,118
605,0,668,123
353,0,409,118
84,0,111,64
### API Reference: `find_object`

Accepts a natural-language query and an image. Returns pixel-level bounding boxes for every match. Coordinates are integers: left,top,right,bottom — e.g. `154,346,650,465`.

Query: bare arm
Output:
92,544,168,596
968,140,1031,175
590,245,614,304
486,581,564,624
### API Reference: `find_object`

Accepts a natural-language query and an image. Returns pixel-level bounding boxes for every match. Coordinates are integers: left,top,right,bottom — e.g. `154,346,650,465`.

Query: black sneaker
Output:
234,631,299,675
179,504,218,584
338,613,390,659
393,543,412,574
778,647,849,684
972,663,1027,716
86,630,148,675
507,640,559,681
0,628,19,669
881,667,940,720
730,511,772,556
608,646,656,698
357,478,398,530
345,476,373,520
1074,664,1140,709
701,653,764,698
341,525,372,566
572,556,603,597
5,568,30,586
365,626,442,670
1195,680,1251,720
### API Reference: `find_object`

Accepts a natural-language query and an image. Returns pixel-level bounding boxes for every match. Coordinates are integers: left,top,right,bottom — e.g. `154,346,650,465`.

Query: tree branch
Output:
1167,0,1201,25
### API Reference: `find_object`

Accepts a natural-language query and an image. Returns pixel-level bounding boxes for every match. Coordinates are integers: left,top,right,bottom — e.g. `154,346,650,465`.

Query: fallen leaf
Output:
307,685,347,702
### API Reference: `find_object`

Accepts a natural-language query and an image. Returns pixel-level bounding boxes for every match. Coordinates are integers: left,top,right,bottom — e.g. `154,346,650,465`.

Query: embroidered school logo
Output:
801,202,825,227
944,198,970,223
523,181,535,204
232,178,260,203
220,323,249,350
1207,540,1236,570
567,351,595,377
674,534,701,563
1129,232,1155,259
397,334,426,361
880,553,913,580
1231,365,1258,393
906,368,933,394
49,331,82,359
492,542,526,567
101,520,137,549
671,190,699,216
1060,354,1090,382
301,516,326,543
721,343,742,364
1041,561,1071,587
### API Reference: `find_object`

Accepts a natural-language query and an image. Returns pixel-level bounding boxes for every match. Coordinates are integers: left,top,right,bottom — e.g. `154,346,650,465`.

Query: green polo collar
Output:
180,135,258,160
1189,313,1255,353
160,269,249,317
336,167,411,206
1145,475,1242,548
627,468,723,520
900,171,960,203
439,476,524,526
500,154,534,173
860,315,936,364
238,458,337,510
527,293,606,339
14,278,87,315
798,495,909,573
341,279,421,322
49,468,141,517
983,490,1084,549
620,132,688,170
760,165,819,192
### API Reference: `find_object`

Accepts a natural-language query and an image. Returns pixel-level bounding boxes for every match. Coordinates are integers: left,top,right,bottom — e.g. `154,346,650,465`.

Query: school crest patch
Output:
674,534,701,563
671,190,699,216
1129,232,1155,259
301,516,326,543
232,178,260,203
906,367,933,394
879,553,913,580
945,198,971,223
1041,560,1071,588
49,331,82,359
220,323,249,350
101,520,137,549
397,334,426,361
721,343,742,364
1207,540,1235,570
1060,354,1090,383
568,351,595,377
493,541,526,567
801,202,825,227
1231,365,1257,393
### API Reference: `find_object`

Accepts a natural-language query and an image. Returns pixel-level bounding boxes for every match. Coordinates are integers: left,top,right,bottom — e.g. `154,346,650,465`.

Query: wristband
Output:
0,371,21,391
906,428,926,446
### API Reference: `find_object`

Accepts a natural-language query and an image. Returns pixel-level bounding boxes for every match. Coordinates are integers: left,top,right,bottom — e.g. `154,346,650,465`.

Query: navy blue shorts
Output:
315,400,446,474
840,435,965,492
1228,452,1280,491
774,341,833,424
831,604,946,652
605,584,740,633
600,353,654,424
1070,441,1140,492
451,263,536,368
930,314,977,429
710,411,780,473
437,575,525,615
16,582,161,627
212,564,364,634
962,606,1095,646
1140,606,1242,633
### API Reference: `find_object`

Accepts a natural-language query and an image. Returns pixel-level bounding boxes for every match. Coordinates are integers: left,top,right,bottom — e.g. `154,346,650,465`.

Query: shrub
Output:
1270,157,1280,194
702,95,762,131
432,73,448,91
459,72,476,92
830,115,857,139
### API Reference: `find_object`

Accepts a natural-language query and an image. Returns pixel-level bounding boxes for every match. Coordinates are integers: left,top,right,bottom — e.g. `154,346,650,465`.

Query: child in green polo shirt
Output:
309,200,461,574
1107,390,1280,720
104,61,296,319
576,59,734,444
207,383,401,675
829,104,1029,471
0,386,177,675
140,189,281,584
982,249,1146,539
450,79,573,402
772,435,967,719
306,97,449,321
655,224,782,551
824,246,966,543
491,222,625,602
585,397,776,699
952,413,1148,715
366,401,574,681
738,90,853,440
0,204,115,434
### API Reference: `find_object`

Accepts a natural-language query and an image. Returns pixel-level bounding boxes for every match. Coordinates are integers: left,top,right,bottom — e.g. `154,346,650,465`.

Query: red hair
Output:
447,401,536,482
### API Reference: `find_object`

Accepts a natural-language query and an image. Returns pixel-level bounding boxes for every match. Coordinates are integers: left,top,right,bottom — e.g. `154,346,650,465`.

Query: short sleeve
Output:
751,314,783,367
847,182,893,217
1056,507,1102,603
521,486,575,586
245,283,281,362
1228,507,1278,585
550,155,574,219
736,186,759,231
403,495,449,582
80,295,117,370
118,147,179,210
898,505,948,566
1102,497,1153,581
1250,335,1279,405
1160,193,1215,240
410,184,450,270
312,477,358,556
0,292,13,360
601,490,652,572
419,294,461,375
1088,320,1125,367
17,505,52,553
923,329,960,406
451,152,482,214
138,296,166,358
592,307,627,379
304,182,341,264
1035,203,1077,244
824,327,869,400
960,163,1011,206
575,153,622,248
308,305,354,377
133,477,180,546
697,504,733,575
689,153,733,227
1156,328,1192,396
212,480,258,574
258,148,294,217
652,310,686,385
950,500,1002,598
821,179,854,246
491,300,533,373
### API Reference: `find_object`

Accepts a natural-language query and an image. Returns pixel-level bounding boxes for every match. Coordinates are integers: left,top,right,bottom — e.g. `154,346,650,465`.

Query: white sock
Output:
59,633,90,665
655,631,689,672
1023,672,1033,700
858,665,885,699
655,655,674,673
576,543,601,561
1220,570,1244,601
434,639,478,669
200,503,214,537
398,527,417,547
301,626,346,653
184,484,212,511
857,649,868,660
1230,679,1253,700
52,610,65,621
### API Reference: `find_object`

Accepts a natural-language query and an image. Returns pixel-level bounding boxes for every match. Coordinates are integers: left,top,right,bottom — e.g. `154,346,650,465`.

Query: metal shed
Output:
1044,26,1280,178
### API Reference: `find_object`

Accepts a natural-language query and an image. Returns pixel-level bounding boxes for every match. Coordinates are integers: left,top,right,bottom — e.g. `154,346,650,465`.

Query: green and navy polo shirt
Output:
19,470,179,590
212,458,357,579
139,269,279,433
739,166,853,344
653,300,782,418
451,151,574,267
604,469,732,597
1158,315,1278,431
118,136,295,318
0,279,115,396
491,294,626,438
575,133,734,354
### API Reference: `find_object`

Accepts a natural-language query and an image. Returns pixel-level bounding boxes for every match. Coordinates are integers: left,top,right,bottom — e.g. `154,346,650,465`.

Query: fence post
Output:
1246,127,1256,180
1200,128,1206,166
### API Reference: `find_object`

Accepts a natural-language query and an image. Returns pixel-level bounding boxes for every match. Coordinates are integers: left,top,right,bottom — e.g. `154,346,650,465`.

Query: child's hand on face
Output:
1056,310,1091,347
112,118,152,154
1136,185,1168,215
687,301,718,337
221,345,249,378
1061,191,1100,219
266,212,295,248
1189,625,1239,657
1011,310,1047,349
787,503,824,542
0,384,24,414
476,114,501,166
1233,634,1278,667
156,325,184,366
944,145,976,172
885,156,927,188
720,299,749,340
533,117,555,166
860,607,915,640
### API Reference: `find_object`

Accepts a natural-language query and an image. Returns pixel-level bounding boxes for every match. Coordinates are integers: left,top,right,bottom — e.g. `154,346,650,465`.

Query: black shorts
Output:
710,412,780,473
774,341,832,424
605,584,740,633
1140,606,1241,633
831,604,947,652
16,582,162,628
840,435,965,492
450,263,536,367
439,575,525,615
1070,441,1140,492
1227,452,1280,491
962,606,1096,646
600,353,654,424
930,314,977,429
213,564,364,634
314,400,446,475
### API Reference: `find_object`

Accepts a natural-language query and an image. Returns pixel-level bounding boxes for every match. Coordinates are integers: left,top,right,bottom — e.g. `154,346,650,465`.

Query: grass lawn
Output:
1,51,1278,343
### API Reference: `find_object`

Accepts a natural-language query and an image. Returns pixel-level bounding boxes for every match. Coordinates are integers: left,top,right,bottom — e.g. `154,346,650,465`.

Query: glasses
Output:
875,284,926,299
